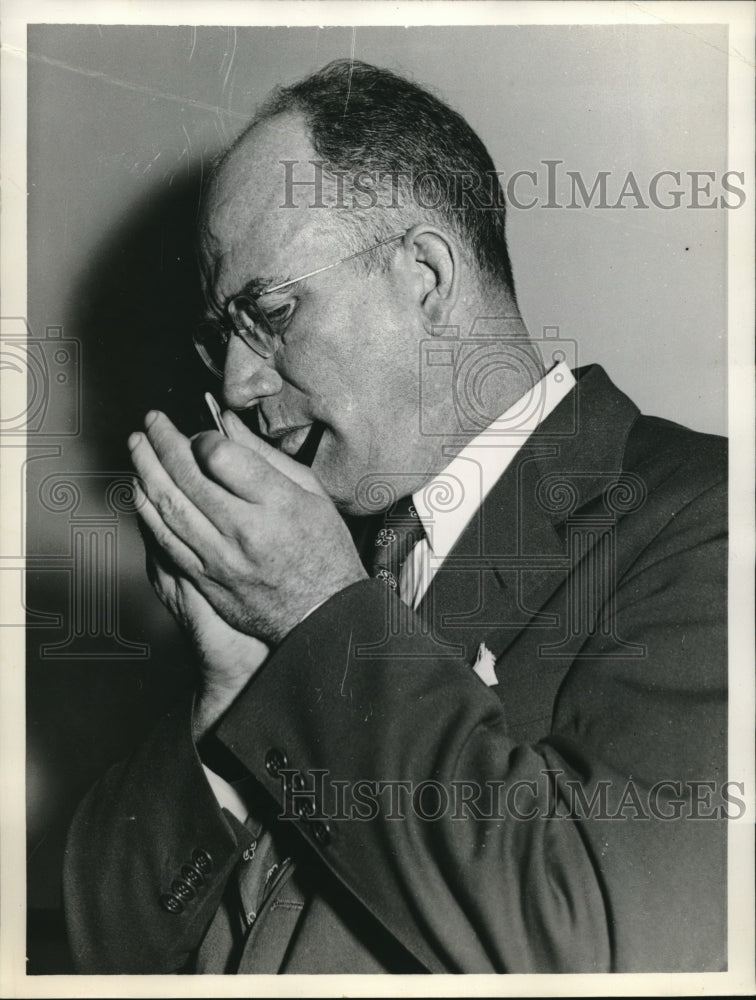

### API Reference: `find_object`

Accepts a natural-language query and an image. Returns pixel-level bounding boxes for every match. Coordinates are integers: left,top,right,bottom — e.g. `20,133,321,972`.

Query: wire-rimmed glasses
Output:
194,231,406,378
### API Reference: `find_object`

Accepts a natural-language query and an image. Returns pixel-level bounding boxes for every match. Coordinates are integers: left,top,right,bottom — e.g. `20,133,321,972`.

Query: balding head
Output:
203,60,518,303
193,66,538,514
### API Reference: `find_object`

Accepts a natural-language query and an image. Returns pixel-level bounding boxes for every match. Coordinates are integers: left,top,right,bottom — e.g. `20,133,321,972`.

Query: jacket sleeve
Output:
213,478,728,973
63,694,247,973
63,475,727,973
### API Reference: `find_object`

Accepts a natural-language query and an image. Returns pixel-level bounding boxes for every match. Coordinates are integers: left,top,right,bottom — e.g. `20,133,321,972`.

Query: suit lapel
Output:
419,365,641,683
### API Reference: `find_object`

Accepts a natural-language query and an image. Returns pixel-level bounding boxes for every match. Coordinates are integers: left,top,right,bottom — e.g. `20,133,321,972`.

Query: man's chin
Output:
319,468,391,519
302,434,392,516
307,453,361,515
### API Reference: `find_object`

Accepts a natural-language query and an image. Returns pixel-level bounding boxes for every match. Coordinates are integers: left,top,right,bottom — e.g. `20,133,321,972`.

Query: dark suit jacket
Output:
63,365,728,973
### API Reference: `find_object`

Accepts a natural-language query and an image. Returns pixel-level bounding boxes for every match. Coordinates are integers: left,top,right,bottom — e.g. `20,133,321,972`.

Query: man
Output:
63,60,727,974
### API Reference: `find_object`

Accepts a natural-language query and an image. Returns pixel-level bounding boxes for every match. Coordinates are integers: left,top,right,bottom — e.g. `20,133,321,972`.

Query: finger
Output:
141,410,253,516
140,529,195,630
191,430,312,508
223,410,328,497
149,551,181,605
135,506,161,587
137,510,179,591
129,423,232,547
132,477,205,581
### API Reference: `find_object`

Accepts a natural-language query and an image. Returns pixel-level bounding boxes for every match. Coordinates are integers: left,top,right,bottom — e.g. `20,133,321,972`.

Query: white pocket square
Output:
472,642,498,687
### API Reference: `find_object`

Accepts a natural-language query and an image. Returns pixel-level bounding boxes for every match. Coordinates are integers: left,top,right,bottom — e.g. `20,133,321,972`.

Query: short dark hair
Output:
233,59,516,297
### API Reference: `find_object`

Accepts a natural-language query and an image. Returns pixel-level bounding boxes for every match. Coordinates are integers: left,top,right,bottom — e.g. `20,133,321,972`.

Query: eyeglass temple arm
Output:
260,232,406,297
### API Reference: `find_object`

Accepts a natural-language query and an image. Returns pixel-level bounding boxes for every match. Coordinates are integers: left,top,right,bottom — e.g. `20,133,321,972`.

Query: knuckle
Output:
204,437,233,474
155,489,180,522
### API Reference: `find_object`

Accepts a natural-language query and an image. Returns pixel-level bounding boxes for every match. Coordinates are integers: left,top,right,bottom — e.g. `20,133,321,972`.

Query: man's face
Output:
199,114,434,514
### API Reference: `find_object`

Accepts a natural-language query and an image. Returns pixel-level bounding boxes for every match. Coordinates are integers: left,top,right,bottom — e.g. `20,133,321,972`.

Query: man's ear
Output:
401,224,460,330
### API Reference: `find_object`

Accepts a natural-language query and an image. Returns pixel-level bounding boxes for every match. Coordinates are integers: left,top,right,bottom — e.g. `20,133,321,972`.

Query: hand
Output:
140,526,270,739
129,409,368,646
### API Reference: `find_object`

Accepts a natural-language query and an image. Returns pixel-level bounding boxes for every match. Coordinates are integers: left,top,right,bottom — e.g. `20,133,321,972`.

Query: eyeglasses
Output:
194,231,406,378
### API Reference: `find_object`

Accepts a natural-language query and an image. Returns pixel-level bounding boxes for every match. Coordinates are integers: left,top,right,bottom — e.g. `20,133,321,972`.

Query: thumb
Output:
222,410,328,497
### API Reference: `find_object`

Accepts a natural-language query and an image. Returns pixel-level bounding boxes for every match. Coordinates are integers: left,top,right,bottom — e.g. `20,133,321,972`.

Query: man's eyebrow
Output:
202,274,296,321
238,274,294,298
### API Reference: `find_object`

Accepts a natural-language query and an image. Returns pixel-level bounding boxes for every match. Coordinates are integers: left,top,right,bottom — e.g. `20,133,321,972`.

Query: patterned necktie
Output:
371,495,426,600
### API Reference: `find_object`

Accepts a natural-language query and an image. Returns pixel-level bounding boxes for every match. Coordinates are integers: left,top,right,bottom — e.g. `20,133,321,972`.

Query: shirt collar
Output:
412,361,576,560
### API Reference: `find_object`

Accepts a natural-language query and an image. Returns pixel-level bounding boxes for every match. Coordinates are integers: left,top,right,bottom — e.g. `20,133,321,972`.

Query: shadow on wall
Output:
26,167,217,973
71,167,217,461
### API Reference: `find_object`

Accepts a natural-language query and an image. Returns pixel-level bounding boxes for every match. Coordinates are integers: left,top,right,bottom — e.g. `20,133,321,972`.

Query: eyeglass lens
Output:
194,298,274,377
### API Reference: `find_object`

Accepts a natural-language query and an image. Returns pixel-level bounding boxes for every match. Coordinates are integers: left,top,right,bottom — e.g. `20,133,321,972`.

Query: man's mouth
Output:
264,421,325,467
267,424,313,457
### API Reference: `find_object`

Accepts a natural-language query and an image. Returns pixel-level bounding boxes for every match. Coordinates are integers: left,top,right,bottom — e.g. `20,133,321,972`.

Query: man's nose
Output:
221,334,283,411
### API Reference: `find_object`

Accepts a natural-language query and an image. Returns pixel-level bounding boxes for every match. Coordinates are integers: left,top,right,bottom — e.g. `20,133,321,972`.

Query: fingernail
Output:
131,477,145,508
144,410,159,428
128,432,142,450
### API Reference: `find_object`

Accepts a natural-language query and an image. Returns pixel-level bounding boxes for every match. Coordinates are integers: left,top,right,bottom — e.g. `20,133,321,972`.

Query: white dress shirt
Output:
401,361,575,607
205,361,576,821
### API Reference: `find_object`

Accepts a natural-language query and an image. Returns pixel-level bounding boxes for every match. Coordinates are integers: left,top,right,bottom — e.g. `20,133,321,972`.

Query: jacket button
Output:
172,878,196,902
192,848,213,874
309,820,332,846
265,747,288,777
181,863,204,888
294,798,316,819
159,892,184,914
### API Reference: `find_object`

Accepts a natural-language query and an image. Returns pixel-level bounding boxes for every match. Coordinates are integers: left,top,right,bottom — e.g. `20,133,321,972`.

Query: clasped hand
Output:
129,408,366,681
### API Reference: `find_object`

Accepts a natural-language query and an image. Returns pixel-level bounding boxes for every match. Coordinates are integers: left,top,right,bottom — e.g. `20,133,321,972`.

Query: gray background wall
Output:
28,24,729,436
24,23,728,967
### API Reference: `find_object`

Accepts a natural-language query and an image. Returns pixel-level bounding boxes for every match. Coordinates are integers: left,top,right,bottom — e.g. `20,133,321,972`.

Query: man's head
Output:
198,60,536,514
